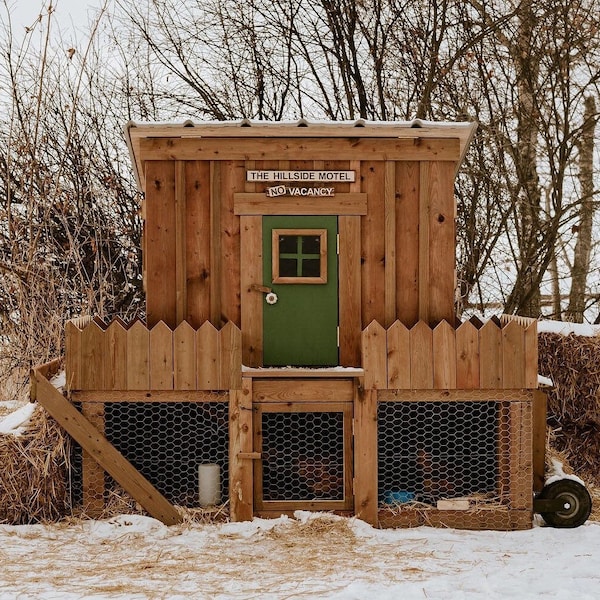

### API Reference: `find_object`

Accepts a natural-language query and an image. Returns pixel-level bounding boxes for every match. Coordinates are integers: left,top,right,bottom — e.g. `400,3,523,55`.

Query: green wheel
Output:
538,479,592,528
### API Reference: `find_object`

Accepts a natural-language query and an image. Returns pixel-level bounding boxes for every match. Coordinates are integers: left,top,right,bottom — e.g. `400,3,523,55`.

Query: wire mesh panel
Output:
72,401,230,511
256,405,352,510
378,401,502,506
104,402,229,507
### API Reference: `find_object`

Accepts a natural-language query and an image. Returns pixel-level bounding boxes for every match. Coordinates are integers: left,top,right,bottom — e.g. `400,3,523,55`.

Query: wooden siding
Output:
362,318,538,390
142,155,459,364
66,319,242,392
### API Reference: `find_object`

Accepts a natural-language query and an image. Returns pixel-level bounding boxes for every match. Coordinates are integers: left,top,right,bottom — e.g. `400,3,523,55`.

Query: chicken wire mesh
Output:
71,400,229,512
260,411,345,502
377,399,533,517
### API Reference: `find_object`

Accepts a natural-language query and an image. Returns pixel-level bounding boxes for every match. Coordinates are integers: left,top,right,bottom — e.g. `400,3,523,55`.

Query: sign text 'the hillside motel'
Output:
247,170,355,198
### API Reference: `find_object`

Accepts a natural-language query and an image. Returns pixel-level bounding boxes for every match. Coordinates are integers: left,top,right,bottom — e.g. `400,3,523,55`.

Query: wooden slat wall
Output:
361,318,538,390
67,319,242,391
145,161,177,328
141,149,460,364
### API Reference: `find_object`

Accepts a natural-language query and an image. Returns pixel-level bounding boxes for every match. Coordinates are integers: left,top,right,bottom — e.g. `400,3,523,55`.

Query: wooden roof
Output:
125,119,478,191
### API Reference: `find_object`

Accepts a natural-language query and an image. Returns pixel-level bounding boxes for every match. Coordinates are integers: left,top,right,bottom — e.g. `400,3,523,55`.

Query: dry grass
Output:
539,332,600,487
0,405,71,524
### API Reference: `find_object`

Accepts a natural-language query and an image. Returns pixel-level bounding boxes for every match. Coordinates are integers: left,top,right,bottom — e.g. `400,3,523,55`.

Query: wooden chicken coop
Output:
32,119,546,530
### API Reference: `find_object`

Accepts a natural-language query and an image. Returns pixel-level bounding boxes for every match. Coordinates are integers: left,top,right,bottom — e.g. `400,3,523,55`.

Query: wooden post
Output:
508,399,533,510
532,390,547,493
81,402,105,517
229,377,254,521
353,383,378,526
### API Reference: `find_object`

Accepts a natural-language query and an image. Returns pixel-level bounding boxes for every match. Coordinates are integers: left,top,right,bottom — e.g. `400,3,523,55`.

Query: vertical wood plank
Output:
361,161,386,326
396,161,420,327
229,378,254,521
418,164,431,322
456,320,480,389
361,321,387,390
106,320,127,390
149,321,174,390
175,160,187,324
338,215,362,366
174,321,197,390
80,321,105,390
479,319,503,389
240,216,263,367
81,402,105,517
185,160,211,328
65,321,82,391
197,321,219,390
503,320,525,388
524,322,538,389
384,161,396,327
126,320,150,390
432,320,456,389
427,161,456,324
219,160,244,326
410,321,433,389
220,321,242,390
145,161,177,328
386,320,410,389
210,161,221,325
353,385,378,526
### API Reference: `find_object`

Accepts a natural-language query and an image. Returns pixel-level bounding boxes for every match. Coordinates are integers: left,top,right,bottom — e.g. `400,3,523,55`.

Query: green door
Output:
263,215,338,366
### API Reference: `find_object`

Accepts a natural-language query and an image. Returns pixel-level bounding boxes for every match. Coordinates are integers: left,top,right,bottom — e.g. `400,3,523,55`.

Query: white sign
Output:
247,170,355,182
266,186,335,198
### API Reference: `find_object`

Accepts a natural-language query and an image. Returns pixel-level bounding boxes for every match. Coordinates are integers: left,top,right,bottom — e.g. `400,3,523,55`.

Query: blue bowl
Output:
383,490,415,504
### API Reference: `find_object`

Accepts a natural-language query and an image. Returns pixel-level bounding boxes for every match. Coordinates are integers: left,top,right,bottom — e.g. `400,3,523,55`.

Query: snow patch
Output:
0,402,36,435
546,457,586,486
538,320,600,337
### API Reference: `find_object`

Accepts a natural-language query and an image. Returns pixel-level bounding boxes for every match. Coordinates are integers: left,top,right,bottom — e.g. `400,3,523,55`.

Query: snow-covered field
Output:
0,511,599,599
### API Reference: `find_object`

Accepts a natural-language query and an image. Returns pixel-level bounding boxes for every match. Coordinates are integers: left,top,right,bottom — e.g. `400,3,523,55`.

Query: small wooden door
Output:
263,215,338,366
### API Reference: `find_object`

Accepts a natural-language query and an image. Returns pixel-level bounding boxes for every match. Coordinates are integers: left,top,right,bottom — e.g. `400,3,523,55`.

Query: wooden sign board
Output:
247,170,355,182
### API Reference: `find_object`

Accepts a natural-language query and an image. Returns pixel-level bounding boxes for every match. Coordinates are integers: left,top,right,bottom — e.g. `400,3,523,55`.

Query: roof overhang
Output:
125,119,478,192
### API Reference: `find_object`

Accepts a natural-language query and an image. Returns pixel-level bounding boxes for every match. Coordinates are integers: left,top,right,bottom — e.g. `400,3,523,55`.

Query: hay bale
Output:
0,404,71,524
538,332,600,486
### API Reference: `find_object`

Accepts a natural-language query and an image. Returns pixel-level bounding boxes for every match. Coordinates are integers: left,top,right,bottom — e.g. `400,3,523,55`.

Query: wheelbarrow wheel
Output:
538,479,592,528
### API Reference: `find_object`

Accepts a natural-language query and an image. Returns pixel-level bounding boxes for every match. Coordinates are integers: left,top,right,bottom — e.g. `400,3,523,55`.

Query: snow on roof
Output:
124,118,478,190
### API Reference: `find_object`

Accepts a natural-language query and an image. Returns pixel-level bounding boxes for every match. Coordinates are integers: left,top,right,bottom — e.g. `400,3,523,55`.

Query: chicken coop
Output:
32,119,553,530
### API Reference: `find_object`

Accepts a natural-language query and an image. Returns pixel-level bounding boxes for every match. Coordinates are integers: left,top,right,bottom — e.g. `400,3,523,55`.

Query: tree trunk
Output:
566,95,597,322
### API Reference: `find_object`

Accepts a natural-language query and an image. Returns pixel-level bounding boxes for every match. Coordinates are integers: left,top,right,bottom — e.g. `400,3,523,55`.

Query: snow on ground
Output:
0,511,598,600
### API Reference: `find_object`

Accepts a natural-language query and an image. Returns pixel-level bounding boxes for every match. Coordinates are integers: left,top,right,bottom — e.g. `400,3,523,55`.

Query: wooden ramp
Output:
31,363,182,526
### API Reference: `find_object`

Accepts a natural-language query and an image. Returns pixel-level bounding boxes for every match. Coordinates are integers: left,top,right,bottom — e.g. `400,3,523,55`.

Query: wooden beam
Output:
32,370,182,525
233,193,367,216
139,137,461,162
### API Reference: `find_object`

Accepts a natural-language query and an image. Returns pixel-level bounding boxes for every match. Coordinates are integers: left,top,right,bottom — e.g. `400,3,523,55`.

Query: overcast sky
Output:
5,0,104,34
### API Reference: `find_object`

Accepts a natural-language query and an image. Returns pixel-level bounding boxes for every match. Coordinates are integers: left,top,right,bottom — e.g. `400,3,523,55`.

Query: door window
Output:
272,229,327,284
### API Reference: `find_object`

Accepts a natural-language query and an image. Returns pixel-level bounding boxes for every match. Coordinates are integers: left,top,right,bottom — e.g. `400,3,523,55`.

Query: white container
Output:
198,463,220,507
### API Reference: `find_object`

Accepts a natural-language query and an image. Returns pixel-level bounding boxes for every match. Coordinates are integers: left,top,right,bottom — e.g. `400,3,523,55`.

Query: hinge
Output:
337,326,340,347
336,233,340,255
